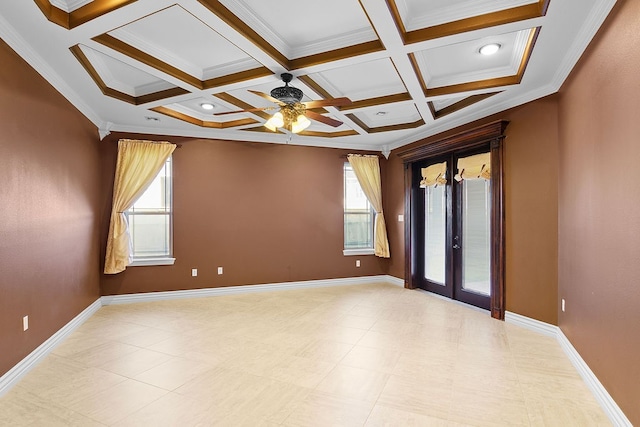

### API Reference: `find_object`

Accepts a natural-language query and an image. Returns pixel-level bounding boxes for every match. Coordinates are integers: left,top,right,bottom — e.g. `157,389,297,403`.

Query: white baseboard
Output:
557,330,632,427
504,311,558,337
506,311,631,427
0,298,102,397
102,275,404,305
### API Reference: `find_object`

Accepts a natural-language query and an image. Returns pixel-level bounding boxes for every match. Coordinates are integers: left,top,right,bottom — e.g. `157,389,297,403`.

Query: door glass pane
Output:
424,185,446,284
462,179,491,295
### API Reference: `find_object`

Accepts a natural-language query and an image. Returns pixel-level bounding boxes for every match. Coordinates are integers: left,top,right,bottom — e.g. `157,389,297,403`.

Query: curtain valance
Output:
454,152,491,182
420,162,447,188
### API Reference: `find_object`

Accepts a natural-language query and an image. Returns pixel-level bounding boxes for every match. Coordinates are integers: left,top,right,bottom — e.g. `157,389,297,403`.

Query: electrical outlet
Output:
23,315,28,331
398,214,404,222
217,267,223,275
356,259,361,267
192,268,198,277
561,299,565,312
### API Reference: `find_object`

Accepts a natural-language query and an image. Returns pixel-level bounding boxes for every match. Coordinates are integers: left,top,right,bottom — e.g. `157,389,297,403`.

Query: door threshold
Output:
414,288,491,315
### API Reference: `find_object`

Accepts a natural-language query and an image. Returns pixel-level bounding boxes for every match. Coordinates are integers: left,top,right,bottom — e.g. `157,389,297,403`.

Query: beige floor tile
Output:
65,341,141,367
448,388,530,427
3,283,612,426
315,364,390,402
96,347,174,378
31,367,128,408
340,345,401,374
0,387,104,427
525,396,612,426
364,404,449,426
377,374,453,419
263,354,336,388
66,379,167,425
114,326,178,348
293,339,354,363
133,357,214,391
112,391,216,427
336,314,378,330
282,391,374,427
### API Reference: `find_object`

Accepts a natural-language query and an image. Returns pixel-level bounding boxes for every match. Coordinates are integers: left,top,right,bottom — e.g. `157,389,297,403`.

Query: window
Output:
125,156,174,266
343,162,375,255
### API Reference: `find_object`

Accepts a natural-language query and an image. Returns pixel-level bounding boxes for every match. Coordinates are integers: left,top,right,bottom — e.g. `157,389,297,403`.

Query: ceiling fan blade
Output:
303,97,352,109
213,107,272,116
248,90,282,104
305,110,343,127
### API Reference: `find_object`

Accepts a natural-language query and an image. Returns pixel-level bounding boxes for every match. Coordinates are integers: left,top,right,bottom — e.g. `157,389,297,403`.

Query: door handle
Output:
453,244,460,249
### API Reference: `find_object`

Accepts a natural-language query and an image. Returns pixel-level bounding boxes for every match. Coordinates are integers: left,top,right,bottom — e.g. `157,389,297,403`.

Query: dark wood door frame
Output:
396,120,509,320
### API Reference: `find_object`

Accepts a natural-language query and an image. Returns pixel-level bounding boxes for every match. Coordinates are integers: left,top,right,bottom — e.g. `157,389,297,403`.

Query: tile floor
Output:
0,283,611,426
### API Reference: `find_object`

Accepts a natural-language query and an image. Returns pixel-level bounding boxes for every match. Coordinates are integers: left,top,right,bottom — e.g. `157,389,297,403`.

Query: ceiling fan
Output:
214,73,351,133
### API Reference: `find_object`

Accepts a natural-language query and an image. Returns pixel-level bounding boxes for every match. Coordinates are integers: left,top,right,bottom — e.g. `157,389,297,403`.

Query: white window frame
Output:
343,162,375,256
126,156,175,267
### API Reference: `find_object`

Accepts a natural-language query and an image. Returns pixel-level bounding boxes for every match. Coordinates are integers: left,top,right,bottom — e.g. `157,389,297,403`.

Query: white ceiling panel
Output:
415,28,533,88
218,0,377,59
308,58,406,101
108,5,261,80
78,45,176,96
396,0,538,30
356,104,422,128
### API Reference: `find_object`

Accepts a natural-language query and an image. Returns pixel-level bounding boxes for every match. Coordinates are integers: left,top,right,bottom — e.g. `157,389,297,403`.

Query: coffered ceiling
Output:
0,0,617,152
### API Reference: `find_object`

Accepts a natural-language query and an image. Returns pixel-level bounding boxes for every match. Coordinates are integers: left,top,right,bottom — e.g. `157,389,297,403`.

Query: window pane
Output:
126,156,172,261
130,158,171,212
129,213,170,257
424,185,446,284
344,163,374,249
344,211,373,249
462,179,491,295
344,166,369,210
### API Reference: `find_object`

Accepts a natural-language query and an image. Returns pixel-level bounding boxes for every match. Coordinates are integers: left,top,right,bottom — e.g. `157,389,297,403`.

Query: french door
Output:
397,120,508,319
414,148,492,310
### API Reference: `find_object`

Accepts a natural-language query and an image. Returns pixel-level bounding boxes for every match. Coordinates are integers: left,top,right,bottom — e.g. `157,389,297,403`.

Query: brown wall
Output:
100,134,389,295
386,97,560,325
557,0,640,422
0,41,102,376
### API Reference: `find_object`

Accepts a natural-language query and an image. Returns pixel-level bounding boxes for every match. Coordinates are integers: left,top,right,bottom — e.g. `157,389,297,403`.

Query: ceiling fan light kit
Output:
216,73,351,134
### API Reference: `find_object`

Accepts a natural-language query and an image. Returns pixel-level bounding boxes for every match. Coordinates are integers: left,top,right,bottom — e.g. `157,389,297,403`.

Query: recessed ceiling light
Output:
479,43,501,56
200,103,215,110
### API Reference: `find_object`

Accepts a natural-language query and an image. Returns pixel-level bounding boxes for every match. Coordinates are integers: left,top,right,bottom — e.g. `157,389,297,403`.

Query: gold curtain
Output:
420,162,447,188
347,154,390,258
454,152,491,182
104,139,176,274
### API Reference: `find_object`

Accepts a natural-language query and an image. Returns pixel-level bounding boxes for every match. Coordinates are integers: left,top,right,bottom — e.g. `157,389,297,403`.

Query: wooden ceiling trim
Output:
297,129,360,138
386,0,549,45
340,93,413,111
214,93,273,121
347,113,424,134
196,0,289,68
297,75,408,112
93,33,202,88
289,40,385,70
201,67,273,90
151,106,258,128
428,92,500,120
70,45,189,105
33,0,137,29
93,34,271,91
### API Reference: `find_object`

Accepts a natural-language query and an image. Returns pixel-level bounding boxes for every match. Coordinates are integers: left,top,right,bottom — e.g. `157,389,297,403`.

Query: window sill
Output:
343,249,375,256
129,257,176,267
